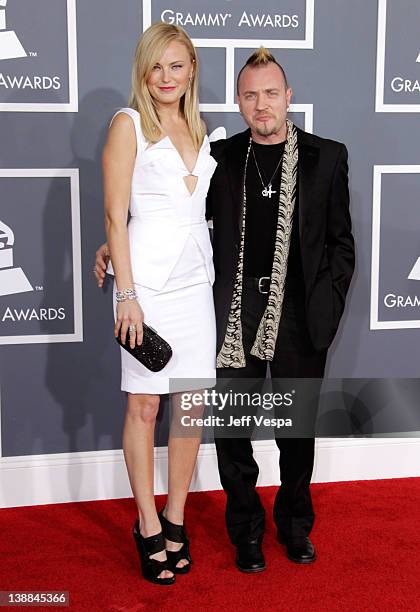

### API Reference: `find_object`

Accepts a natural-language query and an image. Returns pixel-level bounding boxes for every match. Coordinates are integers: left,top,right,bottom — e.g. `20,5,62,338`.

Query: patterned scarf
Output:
216,119,298,368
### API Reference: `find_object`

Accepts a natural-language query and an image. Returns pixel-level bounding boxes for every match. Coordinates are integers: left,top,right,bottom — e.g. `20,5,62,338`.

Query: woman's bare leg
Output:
164,391,204,568
123,392,173,579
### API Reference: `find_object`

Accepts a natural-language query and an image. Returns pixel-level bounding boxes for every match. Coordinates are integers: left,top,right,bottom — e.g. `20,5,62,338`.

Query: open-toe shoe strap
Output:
141,532,166,556
159,512,188,544
166,543,191,564
150,556,171,573
133,520,166,556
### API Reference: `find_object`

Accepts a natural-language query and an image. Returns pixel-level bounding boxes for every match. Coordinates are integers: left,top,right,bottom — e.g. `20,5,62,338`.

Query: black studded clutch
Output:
116,323,172,372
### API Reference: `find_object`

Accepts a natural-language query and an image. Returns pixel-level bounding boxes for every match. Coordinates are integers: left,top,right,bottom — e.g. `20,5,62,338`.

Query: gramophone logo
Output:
0,220,33,296
0,0,78,112
408,258,420,281
376,0,420,112
0,0,26,61
0,169,82,345
371,166,420,329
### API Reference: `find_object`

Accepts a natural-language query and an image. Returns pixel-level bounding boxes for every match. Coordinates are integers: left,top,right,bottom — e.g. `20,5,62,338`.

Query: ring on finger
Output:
129,324,137,332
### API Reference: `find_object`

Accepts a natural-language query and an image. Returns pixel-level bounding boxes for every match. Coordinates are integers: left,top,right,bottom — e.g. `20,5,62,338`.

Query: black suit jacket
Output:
207,127,355,354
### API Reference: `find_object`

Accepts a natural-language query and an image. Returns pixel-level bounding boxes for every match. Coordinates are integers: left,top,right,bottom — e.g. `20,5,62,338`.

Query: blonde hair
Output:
128,22,205,149
237,46,289,93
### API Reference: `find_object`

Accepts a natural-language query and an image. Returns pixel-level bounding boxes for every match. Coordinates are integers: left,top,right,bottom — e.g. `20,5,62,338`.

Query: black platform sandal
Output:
158,511,192,575
132,519,176,585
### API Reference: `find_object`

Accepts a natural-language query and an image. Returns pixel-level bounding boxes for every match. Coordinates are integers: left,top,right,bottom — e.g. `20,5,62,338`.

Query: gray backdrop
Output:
0,0,419,457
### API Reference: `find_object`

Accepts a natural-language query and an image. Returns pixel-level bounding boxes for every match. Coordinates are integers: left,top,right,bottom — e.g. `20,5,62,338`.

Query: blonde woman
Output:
102,23,217,585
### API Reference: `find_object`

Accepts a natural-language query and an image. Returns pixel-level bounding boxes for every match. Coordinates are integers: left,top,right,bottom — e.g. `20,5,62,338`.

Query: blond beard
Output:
253,119,286,139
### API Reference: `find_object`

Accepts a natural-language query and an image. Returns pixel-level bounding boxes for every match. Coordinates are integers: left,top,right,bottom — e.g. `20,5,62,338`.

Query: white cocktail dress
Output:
108,108,217,394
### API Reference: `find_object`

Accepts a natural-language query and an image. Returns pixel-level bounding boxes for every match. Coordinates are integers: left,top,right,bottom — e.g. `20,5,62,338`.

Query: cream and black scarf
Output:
216,119,298,368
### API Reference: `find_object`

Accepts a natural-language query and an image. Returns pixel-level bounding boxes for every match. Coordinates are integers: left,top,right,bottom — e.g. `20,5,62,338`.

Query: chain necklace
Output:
251,143,283,199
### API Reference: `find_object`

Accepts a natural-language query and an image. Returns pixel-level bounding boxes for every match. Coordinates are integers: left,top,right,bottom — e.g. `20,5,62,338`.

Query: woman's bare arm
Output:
102,113,144,347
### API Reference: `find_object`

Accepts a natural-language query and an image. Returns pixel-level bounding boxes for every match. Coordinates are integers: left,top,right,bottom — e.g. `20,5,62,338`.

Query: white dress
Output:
108,108,217,394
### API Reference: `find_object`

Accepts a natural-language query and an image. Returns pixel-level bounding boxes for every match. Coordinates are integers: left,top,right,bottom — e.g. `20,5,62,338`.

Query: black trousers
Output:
214,285,327,545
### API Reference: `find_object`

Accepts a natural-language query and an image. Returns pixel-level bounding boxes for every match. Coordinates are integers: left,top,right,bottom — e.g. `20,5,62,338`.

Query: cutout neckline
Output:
183,174,198,197
149,134,207,177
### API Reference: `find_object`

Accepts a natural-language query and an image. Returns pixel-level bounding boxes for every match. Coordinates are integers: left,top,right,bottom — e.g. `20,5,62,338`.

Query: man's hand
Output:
94,242,110,288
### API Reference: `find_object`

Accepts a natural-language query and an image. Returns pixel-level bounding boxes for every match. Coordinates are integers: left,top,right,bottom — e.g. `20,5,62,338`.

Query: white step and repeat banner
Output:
0,0,419,466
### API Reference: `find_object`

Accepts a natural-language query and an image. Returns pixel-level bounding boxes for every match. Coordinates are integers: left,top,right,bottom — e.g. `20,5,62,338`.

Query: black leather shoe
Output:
236,539,266,573
279,535,316,564
132,519,176,585
158,510,192,575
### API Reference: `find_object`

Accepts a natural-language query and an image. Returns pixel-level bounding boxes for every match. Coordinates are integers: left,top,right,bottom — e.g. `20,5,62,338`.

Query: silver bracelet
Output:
116,288,137,302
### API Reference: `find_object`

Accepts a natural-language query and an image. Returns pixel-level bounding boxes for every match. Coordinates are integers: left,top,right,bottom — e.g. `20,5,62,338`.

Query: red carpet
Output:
1,479,419,611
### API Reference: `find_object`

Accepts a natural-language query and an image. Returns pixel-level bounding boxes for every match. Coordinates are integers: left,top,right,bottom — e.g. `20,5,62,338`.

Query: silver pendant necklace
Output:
251,143,283,199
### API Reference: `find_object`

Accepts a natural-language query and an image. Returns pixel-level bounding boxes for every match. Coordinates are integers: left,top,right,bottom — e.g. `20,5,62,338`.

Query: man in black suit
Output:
94,48,354,573
206,48,354,572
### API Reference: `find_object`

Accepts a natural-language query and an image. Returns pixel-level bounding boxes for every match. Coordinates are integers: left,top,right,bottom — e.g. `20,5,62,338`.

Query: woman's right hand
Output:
115,299,144,349
94,243,110,288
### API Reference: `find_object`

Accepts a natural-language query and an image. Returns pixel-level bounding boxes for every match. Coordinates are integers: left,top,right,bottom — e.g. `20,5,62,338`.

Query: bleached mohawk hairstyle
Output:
236,46,289,92
247,47,277,65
